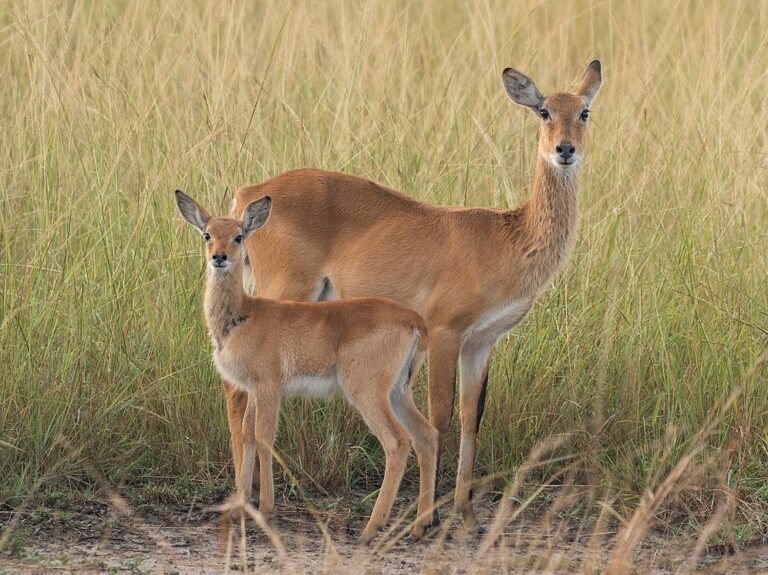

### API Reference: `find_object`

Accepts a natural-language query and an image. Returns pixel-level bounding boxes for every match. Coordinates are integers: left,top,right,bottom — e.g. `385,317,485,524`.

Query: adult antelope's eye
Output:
203,232,211,241
234,235,244,244
580,110,590,122
540,109,550,120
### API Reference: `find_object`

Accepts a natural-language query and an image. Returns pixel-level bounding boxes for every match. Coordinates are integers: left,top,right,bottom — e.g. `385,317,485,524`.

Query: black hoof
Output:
357,525,384,546
356,535,374,546
423,521,452,542
464,523,487,536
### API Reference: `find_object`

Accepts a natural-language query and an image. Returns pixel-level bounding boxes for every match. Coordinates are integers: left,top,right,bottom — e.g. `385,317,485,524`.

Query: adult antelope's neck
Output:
204,265,247,346
523,156,580,277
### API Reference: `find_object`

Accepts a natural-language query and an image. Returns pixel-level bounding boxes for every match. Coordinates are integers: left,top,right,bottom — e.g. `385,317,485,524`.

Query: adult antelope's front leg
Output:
455,340,493,532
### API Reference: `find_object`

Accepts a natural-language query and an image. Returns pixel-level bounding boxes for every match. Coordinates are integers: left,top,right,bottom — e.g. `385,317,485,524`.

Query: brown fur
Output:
175,192,437,545
230,61,602,530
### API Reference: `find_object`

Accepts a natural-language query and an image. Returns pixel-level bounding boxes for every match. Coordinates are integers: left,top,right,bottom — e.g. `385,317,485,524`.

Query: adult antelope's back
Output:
232,60,603,530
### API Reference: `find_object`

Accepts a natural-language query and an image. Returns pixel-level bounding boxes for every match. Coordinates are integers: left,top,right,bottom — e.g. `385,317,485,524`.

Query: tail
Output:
412,313,429,353
402,311,429,388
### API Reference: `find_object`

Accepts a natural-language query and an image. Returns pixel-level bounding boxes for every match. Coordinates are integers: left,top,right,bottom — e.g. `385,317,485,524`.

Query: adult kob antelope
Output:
174,191,437,543
230,61,602,532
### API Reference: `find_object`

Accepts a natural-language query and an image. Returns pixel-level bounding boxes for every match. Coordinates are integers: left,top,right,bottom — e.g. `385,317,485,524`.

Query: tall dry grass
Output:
1,0,766,551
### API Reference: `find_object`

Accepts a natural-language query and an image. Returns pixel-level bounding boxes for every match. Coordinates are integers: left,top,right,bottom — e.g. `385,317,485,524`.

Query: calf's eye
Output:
580,110,590,122
234,235,244,244
203,232,211,241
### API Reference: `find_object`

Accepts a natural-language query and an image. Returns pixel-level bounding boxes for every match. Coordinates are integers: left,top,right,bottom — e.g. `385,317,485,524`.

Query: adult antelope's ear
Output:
502,67,546,116
576,60,602,106
175,190,210,232
241,196,272,237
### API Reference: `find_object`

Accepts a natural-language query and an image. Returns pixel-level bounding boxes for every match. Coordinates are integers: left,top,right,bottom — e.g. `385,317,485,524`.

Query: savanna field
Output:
1,1,767,572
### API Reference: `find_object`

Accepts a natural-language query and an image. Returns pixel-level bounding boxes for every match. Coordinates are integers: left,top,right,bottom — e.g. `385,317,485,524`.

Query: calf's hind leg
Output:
390,384,438,539
347,381,411,544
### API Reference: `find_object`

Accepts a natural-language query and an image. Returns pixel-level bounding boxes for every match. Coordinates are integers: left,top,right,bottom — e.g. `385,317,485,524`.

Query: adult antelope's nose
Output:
212,252,228,264
555,141,576,163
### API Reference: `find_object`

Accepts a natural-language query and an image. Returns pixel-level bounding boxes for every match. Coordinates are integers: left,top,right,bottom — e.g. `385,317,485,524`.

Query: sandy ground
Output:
2,496,767,574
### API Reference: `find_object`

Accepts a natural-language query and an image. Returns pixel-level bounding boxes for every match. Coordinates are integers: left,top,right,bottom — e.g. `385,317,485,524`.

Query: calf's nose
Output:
555,142,576,161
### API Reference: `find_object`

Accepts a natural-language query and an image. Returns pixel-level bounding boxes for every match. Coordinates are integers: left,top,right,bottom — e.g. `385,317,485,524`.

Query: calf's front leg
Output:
254,391,281,520
238,394,258,503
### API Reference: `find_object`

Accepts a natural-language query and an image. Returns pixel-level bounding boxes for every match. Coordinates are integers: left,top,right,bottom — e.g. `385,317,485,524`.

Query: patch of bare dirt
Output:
2,496,767,574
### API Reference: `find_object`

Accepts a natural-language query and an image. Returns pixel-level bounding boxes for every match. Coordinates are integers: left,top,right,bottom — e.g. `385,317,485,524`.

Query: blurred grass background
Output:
1,0,766,536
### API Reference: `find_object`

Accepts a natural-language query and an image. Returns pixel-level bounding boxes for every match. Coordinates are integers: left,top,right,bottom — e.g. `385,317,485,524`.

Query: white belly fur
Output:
283,373,340,399
214,348,340,399
463,298,533,349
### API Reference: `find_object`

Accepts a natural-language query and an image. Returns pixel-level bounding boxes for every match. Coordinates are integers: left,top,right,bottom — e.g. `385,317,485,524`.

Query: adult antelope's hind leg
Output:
455,340,493,533
426,330,461,526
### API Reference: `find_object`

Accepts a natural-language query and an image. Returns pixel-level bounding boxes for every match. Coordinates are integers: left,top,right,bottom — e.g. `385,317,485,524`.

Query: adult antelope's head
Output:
502,60,602,169
175,190,272,274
